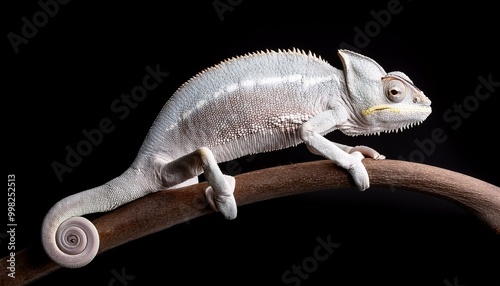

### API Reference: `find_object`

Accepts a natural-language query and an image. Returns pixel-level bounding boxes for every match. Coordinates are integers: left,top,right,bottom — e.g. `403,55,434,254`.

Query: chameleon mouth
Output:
361,105,431,116
361,105,400,116
345,105,431,136
359,104,431,135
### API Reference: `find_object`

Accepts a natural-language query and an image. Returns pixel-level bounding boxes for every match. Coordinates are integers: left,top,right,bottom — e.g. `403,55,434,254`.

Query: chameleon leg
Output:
157,147,237,219
300,111,371,191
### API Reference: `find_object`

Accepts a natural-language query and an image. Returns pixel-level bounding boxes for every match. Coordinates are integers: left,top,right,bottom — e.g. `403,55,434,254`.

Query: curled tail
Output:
42,167,151,268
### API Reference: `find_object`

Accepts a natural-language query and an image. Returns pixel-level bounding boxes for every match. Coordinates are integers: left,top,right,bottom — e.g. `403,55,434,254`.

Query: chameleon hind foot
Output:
205,175,237,220
156,147,238,219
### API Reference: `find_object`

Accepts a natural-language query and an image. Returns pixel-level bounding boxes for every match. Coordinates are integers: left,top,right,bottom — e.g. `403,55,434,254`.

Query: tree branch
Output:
2,159,499,285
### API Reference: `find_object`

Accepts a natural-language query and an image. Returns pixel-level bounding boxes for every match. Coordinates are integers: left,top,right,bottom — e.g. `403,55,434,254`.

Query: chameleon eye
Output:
384,79,406,103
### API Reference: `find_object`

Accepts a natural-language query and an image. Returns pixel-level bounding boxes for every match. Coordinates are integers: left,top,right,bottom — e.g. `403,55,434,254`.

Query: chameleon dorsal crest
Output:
42,48,431,268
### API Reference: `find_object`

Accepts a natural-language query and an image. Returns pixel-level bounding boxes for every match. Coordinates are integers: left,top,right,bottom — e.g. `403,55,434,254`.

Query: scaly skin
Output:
42,49,431,268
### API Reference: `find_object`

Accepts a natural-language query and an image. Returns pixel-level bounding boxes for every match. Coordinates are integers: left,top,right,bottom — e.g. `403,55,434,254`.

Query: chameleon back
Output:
143,49,344,162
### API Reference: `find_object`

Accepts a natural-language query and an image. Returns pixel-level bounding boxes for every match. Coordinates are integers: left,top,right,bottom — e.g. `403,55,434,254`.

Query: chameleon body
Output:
42,49,431,268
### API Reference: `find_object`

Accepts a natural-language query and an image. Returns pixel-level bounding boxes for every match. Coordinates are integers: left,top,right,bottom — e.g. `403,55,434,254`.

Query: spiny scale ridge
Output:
176,48,329,92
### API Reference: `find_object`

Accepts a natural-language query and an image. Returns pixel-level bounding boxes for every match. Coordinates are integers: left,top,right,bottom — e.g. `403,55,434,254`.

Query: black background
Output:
3,0,499,285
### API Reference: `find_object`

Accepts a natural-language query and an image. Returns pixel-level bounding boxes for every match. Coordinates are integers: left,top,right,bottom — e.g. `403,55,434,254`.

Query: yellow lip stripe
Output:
362,105,401,115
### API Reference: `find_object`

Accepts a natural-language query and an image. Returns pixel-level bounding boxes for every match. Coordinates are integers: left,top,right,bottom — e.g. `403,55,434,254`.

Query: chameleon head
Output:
338,49,432,135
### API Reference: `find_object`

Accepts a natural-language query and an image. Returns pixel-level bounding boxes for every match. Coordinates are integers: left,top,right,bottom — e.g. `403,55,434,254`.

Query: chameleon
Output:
42,49,431,268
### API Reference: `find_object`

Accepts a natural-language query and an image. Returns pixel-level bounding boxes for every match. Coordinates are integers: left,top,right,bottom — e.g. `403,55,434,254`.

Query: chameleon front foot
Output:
345,146,385,190
347,151,371,191
348,145,386,160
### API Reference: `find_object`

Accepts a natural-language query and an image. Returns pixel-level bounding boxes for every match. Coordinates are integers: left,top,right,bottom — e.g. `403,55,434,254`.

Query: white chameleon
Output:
42,49,431,268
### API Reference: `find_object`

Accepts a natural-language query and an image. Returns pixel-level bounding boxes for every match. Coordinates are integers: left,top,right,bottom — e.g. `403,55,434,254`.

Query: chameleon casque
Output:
42,49,431,268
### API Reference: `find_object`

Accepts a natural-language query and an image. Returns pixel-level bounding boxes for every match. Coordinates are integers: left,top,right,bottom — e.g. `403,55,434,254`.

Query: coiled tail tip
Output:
42,216,99,268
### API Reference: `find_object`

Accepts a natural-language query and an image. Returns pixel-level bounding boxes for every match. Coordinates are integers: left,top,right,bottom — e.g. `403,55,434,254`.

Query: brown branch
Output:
2,159,499,285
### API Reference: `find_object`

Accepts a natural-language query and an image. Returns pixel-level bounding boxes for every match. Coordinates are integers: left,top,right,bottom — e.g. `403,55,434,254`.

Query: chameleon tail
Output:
41,168,151,268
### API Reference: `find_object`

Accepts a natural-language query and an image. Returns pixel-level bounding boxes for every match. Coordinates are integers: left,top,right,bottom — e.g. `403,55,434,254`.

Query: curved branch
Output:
2,159,499,285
